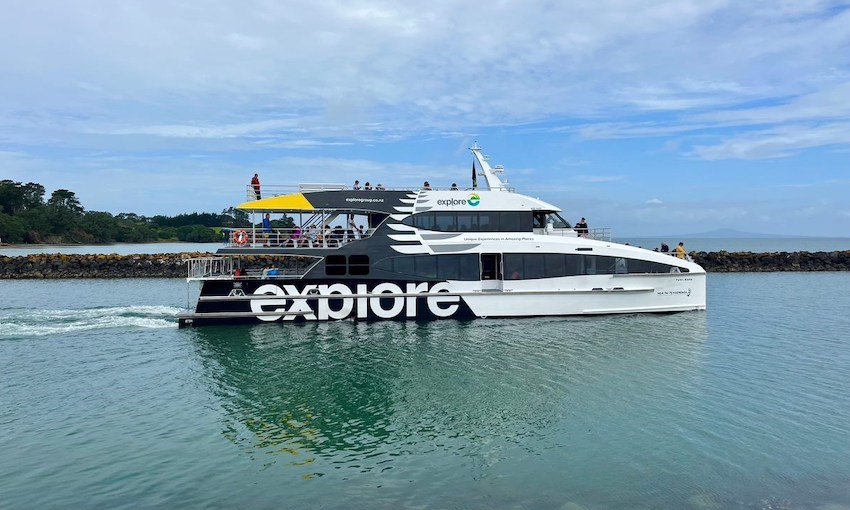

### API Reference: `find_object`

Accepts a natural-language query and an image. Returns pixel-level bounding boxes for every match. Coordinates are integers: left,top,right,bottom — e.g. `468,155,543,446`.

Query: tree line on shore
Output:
0,180,289,244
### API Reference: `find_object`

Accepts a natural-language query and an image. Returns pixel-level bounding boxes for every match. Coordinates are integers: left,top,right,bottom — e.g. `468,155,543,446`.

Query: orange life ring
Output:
231,230,249,246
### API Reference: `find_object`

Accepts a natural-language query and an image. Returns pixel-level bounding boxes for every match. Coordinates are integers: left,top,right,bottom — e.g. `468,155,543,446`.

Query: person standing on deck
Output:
251,173,261,200
675,242,687,259
574,217,589,237
262,213,272,244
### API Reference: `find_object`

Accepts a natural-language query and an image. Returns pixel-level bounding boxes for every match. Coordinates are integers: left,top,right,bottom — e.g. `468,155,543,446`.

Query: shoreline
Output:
1,251,850,279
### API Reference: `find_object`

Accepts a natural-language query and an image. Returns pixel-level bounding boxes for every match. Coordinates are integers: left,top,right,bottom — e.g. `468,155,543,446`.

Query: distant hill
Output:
672,229,805,239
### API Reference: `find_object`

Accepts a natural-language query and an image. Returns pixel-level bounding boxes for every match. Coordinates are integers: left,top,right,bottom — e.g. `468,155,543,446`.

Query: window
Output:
402,212,532,232
374,254,480,280
325,255,346,276
348,255,370,276
524,254,544,279
544,254,565,277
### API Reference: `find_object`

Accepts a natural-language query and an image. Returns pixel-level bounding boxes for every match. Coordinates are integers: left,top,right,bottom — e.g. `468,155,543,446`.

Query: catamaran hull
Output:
177,273,706,328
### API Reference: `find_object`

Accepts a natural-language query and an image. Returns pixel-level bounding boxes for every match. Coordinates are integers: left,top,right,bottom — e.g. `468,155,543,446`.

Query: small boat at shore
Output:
178,144,706,327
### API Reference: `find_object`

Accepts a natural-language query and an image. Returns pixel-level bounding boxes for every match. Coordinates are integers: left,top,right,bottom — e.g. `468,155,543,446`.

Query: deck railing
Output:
187,257,234,279
244,183,514,201
224,227,371,249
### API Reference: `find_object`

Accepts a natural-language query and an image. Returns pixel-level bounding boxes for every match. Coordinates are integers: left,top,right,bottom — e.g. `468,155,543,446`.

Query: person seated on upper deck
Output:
423,181,432,190
364,182,372,190
376,183,386,190
353,180,361,190
328,225,344,247
660,242,669,253
450,183,458,190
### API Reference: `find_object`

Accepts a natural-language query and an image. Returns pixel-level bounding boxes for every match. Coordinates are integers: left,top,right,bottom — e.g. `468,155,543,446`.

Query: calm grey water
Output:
1,273,849,509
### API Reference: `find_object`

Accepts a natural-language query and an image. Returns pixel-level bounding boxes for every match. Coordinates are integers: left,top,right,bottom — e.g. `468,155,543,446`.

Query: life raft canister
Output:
232,230,249,246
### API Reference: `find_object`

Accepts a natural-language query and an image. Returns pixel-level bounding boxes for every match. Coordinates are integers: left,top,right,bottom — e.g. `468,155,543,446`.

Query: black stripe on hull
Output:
180,278,476,328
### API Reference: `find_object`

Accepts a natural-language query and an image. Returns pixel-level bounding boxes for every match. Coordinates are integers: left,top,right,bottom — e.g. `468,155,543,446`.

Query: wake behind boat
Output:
177,144,706,327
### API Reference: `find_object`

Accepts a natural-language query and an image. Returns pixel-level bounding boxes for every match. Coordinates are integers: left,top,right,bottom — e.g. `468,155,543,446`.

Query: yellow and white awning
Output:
237,193,315,211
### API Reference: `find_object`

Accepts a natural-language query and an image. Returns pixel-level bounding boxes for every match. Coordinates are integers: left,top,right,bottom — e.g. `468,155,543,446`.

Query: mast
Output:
469,142,508,191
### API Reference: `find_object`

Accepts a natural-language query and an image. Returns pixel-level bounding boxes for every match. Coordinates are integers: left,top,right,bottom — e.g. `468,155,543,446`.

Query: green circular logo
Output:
468,193,480,207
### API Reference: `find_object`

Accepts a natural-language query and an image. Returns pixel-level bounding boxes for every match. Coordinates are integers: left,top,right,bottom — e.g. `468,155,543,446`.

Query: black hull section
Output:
179,278,477,328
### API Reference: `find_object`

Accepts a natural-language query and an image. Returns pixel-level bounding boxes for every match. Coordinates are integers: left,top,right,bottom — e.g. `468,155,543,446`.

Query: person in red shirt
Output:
251,173,261,200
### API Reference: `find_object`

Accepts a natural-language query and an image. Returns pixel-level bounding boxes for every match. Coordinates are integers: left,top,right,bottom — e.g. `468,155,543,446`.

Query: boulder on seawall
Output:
692,250,850,272
0,252,213,279
0,252,314,279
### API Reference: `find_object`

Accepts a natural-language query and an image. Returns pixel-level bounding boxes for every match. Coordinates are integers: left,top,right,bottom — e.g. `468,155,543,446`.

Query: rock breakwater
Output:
1,251,849,279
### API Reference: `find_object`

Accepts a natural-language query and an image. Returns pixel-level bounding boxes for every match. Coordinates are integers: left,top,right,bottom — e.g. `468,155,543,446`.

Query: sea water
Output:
1,273,849,509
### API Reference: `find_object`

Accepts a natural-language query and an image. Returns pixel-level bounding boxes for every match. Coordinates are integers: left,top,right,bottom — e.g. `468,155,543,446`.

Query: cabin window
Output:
325,255,347,276
545,254,565,277
401,211,532,232
374,254,480,280
503,254,524,280
348,255,370,276
524,255,545,279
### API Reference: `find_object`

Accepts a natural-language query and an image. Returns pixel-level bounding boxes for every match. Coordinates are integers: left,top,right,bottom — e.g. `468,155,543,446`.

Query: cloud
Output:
646,198,663,204
690,122,850,160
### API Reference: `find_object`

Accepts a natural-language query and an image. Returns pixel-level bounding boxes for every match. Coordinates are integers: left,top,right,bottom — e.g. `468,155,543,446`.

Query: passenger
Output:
330,225,344,247
423,181,431,190
358,225,366,238
353,180,361,190
251,173,261,200
511,271,522,280
262,213,272,245
376,183,386,190
364,182,372,190
660,242,669,253
450,183,458,190
267,265,279,277
574,217,589,237
675,242,687,259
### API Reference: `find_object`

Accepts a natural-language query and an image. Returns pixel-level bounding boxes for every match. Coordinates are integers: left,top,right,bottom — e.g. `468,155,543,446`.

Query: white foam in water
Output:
0,305,182,338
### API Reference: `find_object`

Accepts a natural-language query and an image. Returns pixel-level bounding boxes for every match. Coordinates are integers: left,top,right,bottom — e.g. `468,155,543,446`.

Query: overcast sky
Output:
1,0,849,236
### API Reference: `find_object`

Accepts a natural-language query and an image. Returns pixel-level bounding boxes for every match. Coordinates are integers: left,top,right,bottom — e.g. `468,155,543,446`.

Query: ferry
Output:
177,144,706,327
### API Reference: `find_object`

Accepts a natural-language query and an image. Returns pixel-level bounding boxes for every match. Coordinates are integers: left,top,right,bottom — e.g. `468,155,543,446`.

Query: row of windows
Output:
374,254,480,280
325,255,370,276
402,211,533,232
366,253,687,279
502,254,686,278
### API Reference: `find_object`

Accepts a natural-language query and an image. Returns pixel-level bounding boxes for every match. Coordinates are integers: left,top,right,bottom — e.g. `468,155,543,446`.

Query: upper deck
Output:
224,143,613,251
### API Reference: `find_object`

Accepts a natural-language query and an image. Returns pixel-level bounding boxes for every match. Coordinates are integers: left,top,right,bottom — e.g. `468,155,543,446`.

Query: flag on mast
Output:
472,161,477,189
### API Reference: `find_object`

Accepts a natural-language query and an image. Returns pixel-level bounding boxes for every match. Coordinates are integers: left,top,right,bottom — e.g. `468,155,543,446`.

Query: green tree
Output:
221,207,249,226
47,189,84,236
0,181,45,214
0,213,26,243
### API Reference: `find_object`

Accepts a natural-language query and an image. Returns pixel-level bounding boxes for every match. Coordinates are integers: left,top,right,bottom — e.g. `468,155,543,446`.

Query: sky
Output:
1,0,849,237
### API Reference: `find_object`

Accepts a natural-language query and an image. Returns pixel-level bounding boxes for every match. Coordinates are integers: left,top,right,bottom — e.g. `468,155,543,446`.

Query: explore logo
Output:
250,282,460,321
436,193,481,207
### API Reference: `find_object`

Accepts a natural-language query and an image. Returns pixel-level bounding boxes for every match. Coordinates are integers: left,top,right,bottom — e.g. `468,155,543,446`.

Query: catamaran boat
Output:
177,144,706,327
